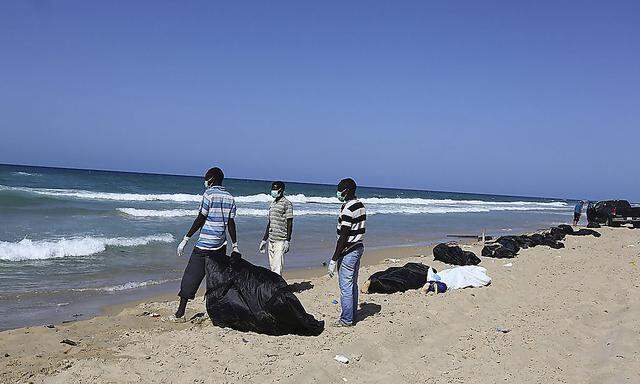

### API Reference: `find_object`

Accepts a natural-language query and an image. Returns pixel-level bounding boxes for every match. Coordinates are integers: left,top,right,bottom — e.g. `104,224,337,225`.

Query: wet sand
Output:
1,226,639,383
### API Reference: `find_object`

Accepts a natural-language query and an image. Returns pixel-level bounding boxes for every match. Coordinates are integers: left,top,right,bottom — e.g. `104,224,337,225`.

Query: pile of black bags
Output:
366,262,434,294
433,243,481,266
482,225,600,258
205,253,324,336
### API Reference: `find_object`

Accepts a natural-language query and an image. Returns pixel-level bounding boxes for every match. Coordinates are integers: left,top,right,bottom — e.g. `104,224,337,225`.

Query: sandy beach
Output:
1,226,639,383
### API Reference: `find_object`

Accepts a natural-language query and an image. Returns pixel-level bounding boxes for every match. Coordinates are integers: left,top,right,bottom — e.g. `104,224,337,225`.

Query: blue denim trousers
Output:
338,244,364,325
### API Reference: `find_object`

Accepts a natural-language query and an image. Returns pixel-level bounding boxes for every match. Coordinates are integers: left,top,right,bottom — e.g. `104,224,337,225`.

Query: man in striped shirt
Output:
328,178,366,327
259,181,294,275
170,167,238,323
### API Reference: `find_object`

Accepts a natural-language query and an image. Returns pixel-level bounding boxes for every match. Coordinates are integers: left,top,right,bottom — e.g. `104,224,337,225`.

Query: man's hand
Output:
232,242,239,253
177,236,189,257
283,240,290,254
258,240,267,253
327,260,337,277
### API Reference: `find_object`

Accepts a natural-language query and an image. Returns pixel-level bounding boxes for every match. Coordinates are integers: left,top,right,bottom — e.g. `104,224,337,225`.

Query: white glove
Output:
232,242,239,253
259,240,267,253
283,240,290,254
327,260,337,277
177,236,189,257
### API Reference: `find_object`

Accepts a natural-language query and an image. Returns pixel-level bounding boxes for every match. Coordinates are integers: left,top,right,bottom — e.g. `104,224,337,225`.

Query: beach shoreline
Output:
2,225,639,383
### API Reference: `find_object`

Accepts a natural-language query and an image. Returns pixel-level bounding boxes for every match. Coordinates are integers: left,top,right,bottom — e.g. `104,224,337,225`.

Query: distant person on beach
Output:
170,167,238,323
327,178,366,327
259,181,293,275
573,200,585,226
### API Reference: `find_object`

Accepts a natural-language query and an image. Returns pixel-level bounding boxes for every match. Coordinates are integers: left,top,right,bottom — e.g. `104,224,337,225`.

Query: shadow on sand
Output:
356,302,381,323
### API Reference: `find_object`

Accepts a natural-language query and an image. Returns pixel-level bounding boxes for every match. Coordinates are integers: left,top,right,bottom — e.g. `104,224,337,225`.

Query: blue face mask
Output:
336,190,346,202
271,190,280,199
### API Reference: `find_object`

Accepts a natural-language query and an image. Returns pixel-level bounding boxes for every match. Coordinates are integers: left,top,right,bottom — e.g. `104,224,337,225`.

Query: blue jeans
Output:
338,244,364,325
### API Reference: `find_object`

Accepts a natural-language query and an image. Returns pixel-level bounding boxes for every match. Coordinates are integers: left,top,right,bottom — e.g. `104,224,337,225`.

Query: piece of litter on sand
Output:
60,339,78,346
343,378,348,382
138,311,151,317
43,324,55,329
384,258,401,263
189,312,205,321
334,354,349,364
147,312,160,318
496,327,511,334
4,353,9,357
331,299,339,305
503,263,513,267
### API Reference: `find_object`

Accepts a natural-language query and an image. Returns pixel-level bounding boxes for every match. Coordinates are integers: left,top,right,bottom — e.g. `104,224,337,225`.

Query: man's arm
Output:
262,220,270,241
286,218,293,241
186,213,206,238
228,218,238,245
332,226,350,261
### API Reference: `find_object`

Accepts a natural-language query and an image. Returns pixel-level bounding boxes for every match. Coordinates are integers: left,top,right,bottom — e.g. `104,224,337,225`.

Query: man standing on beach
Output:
259,181,293,275
170,167,238,323
328,178,366,327
574,200,585,226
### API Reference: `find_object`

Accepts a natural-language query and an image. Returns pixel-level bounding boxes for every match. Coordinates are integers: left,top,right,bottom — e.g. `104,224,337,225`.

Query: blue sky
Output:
1,1,639,200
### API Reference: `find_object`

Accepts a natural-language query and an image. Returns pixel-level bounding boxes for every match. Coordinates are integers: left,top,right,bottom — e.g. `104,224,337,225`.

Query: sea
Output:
0,164,574,330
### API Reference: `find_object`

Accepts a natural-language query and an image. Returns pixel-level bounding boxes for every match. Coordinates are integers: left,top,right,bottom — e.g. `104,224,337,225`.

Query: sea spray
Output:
0,234,175,261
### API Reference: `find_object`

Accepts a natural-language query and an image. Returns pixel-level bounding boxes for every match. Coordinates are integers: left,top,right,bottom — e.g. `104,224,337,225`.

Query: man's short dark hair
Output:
337,178,357,193
272,181,285,191
204,167,224,183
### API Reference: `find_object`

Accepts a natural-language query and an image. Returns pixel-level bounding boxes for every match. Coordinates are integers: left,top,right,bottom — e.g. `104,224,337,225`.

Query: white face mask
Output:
337,190,346,202
204,181,209,188
271,190,280,199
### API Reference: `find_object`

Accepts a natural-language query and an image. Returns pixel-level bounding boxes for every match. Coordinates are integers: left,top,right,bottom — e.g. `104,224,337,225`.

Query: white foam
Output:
11,172,40,177
117,208,199,217
0,185,200,202
74,279,178,292
0,234,175,261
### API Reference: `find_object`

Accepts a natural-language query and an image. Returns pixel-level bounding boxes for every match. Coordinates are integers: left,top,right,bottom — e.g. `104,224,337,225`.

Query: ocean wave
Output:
0,234,175,262
0,185,200,202
117,201,569,218
74,278,178,292
1,185,569,212
11,172,41,177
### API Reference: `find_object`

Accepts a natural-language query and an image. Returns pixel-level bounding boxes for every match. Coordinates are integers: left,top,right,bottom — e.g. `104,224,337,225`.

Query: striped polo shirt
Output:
337,198,366,255
268,196,294,241
195,186,237,250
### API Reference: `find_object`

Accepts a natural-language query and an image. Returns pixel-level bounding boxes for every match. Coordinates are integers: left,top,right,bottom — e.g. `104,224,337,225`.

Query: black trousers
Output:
178,246,227,300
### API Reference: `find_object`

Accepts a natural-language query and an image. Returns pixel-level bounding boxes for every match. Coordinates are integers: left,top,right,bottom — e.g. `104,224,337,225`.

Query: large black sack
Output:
572,228,601,237
481,236,521,258
433,243,481,266
205,253,324,336
367,262,434,293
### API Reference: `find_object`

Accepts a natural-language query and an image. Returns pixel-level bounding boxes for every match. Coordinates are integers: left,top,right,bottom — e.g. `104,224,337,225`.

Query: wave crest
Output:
0,234,175,261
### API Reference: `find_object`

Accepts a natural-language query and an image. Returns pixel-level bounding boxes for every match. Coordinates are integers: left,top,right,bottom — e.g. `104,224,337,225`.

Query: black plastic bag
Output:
205,252,324,336
367,262,434,294
433,243,481,266
572,228,601,237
